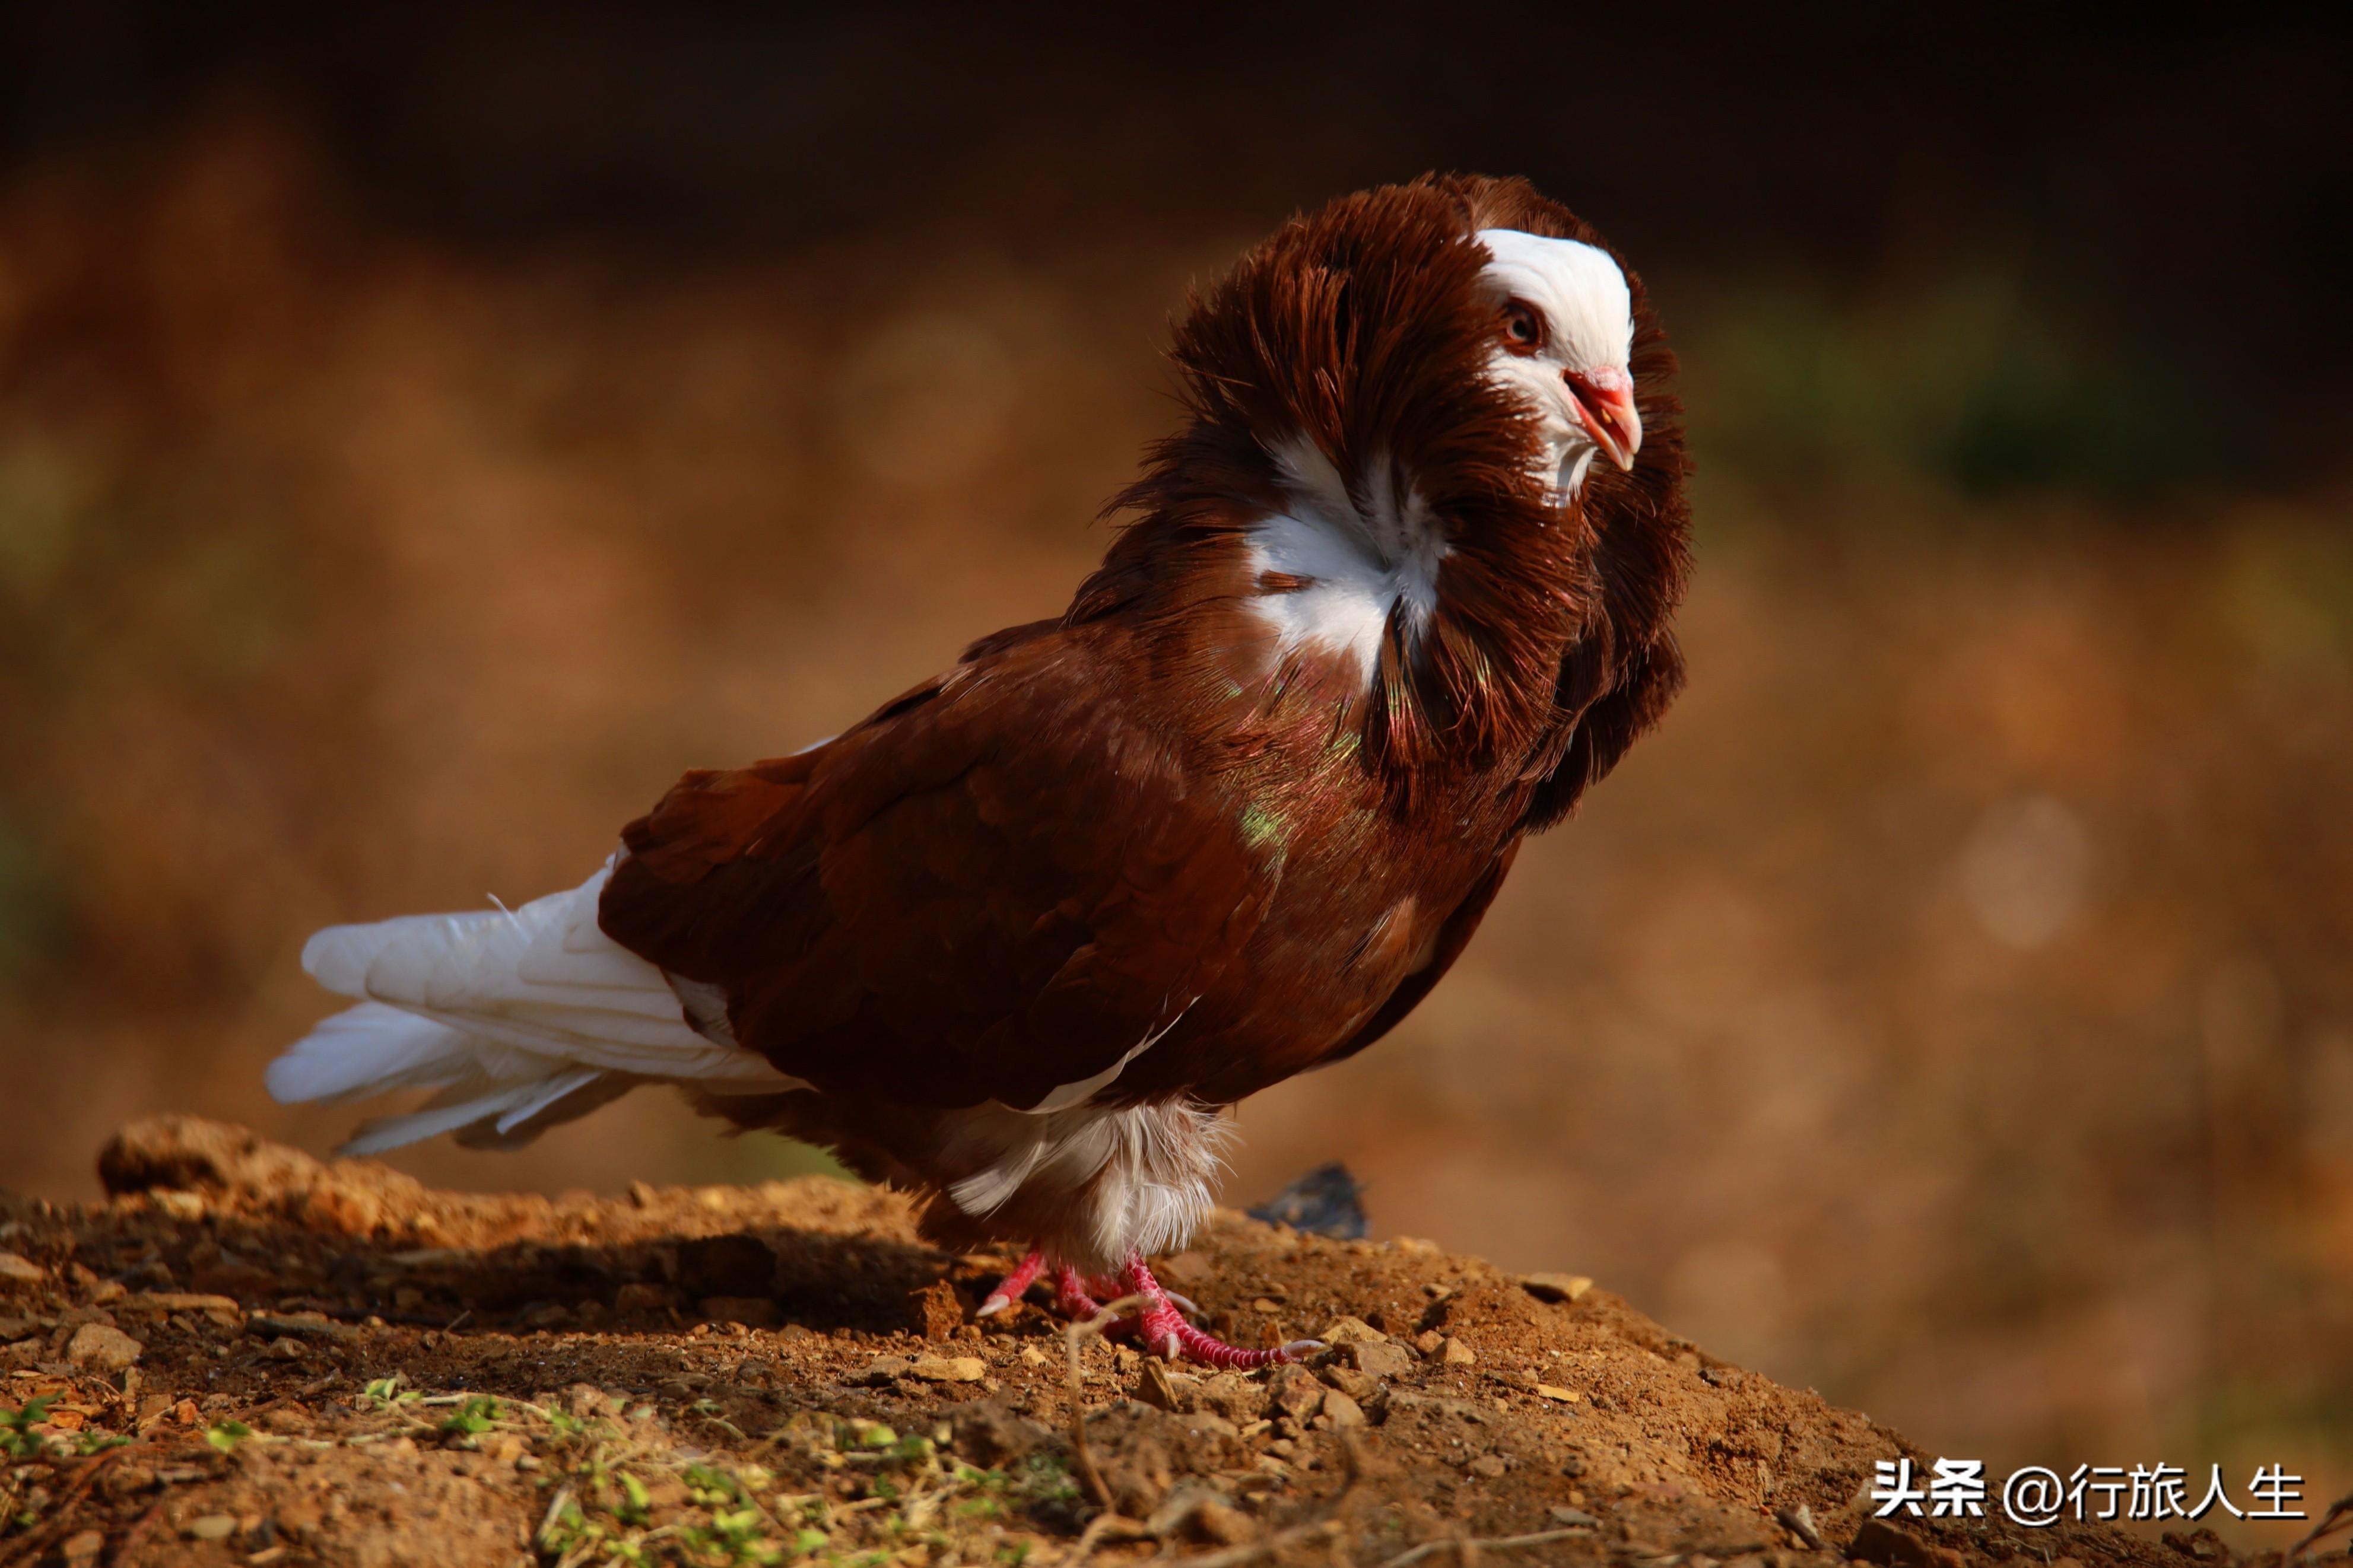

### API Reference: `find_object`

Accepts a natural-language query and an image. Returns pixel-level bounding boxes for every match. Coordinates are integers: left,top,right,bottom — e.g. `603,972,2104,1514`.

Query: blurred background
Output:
1,3,2348,1539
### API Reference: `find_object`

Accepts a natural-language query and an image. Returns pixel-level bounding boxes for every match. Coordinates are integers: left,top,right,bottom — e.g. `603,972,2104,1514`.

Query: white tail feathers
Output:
269,860,805,1156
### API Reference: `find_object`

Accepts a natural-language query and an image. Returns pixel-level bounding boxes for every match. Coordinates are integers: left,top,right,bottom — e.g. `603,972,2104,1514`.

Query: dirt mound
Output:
0,1119,2303,1567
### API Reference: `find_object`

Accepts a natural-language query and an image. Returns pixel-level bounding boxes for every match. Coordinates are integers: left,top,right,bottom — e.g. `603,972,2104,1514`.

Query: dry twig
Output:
2287,1491,2353,1566
1377,1526,1592,1568
0,1442,139,1568
1061,1291,1152,1517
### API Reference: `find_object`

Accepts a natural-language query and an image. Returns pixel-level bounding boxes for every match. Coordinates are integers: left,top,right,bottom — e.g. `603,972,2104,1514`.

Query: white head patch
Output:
1238,228,1638,691
1476,228,1635,499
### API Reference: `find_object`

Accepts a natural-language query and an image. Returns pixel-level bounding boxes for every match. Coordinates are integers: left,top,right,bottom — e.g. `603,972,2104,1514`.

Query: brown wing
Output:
1303,841,1519,1076
598,628,1275,1111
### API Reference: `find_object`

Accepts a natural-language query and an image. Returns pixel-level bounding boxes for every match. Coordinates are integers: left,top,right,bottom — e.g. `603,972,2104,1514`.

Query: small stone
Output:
907,1355,987,1383
267,1337,306,1362
523,1303,573,1330
246,1313,355,1343
1551,1506,1601,1528
1132,1361,1202,1412
573,1299,611,1328
0,1251,44,1288
1340,1338,1414,1379
1519,1272,1593,1304
1532,1383,1581,1402
1439,1337,1476,1367
1315,1315,1387,1344
1414,1329,1446,1356
1320,1365,1378,1402
1468,1453,1507,1478
1264,1365,1323,1420
61,1529,104,1562
1018,1346,1048,1367
1195,1372,1260,1422
186,1515,239,1541
126,1293,242,1319
859,1354,913,1384
1776,1505,1824,1548
1320,1388,1366,1428
1161,1252,1215,1285
1849,1519,1964,1568
628,1180,658,1208
66,1322,142,1372
911,1278,963,1341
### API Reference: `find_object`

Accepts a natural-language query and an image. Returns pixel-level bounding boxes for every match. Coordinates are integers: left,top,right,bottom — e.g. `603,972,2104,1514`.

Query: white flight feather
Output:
269,860,805,1154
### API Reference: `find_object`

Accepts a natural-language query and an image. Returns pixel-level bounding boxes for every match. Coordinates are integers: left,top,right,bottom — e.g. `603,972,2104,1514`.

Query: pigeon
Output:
269,174,1691,1366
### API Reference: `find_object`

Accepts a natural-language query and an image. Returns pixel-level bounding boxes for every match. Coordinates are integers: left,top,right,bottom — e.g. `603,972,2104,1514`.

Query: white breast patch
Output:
1244,435,1446,688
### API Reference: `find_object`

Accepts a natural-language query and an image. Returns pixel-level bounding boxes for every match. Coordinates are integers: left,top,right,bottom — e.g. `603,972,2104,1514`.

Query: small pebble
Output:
66,1322,144,1372
1518,1273,1593,1304
907,1355,987,1383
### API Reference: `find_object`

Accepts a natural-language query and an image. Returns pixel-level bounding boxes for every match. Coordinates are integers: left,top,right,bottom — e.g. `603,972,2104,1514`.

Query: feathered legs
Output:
975,1248,1317,1369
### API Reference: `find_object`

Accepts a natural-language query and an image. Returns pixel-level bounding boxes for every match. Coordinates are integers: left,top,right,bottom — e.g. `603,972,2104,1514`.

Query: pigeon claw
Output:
975,1248,1048,1321
978,1248,1315,1369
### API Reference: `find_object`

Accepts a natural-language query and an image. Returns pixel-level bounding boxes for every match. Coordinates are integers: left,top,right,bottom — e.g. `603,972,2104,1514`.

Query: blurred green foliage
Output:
1679,270,2214,501
0,818,58,986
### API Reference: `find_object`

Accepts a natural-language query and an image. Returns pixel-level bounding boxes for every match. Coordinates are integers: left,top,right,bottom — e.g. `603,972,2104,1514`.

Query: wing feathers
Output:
272,863,808,1157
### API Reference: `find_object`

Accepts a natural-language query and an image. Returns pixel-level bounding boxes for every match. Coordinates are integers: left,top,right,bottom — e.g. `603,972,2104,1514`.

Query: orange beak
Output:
1564,365,1641,472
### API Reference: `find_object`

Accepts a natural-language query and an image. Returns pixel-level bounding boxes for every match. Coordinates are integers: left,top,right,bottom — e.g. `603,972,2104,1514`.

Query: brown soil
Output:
0,1119,2327,1568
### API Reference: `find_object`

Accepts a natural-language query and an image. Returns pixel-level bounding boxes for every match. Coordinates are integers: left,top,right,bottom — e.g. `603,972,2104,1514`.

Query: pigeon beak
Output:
1564,366,1641,472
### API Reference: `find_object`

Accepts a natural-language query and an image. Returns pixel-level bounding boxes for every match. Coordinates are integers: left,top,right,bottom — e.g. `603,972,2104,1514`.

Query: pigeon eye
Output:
1501,300,1545,354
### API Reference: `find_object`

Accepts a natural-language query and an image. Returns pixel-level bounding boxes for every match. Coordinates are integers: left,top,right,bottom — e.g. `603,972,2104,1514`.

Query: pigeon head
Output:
1100,175,1690,786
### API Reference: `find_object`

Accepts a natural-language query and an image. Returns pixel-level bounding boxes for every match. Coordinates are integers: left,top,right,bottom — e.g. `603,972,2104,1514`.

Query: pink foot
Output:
1113,1255,1318,1369
1053,1264,1104,1321
977,1249,1047,1318
980,1250,1317,1369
